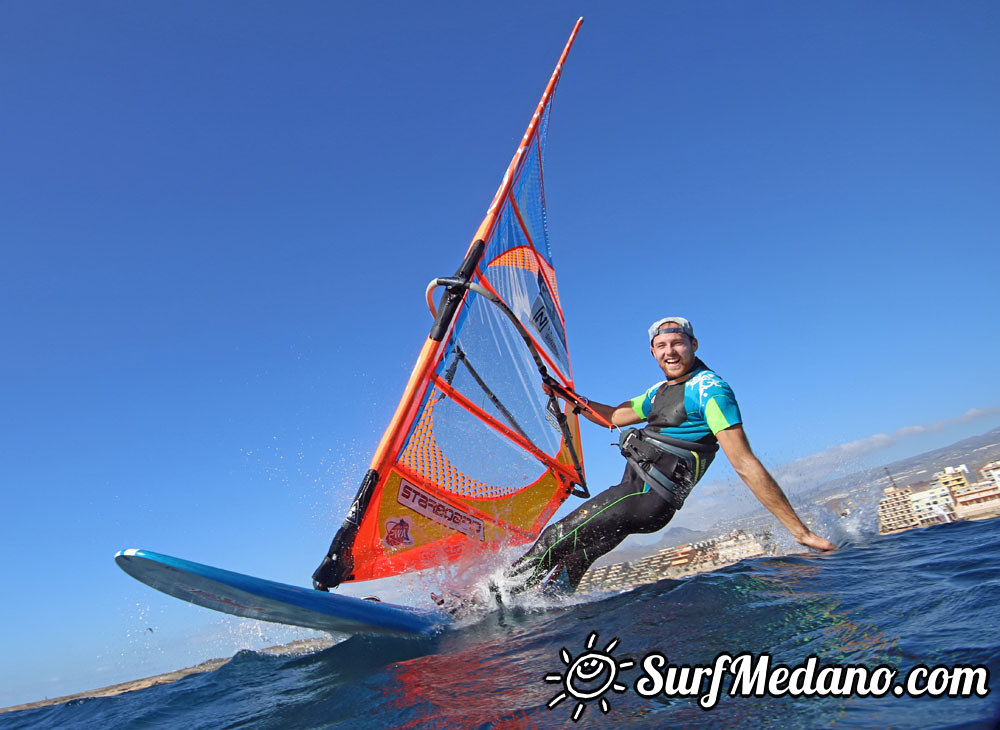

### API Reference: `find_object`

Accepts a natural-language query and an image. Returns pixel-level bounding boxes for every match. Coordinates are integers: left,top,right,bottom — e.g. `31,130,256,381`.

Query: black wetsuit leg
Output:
507,464,676,591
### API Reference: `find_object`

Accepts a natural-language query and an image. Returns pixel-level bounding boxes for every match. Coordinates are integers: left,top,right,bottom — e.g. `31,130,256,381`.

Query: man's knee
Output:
631,505,676,534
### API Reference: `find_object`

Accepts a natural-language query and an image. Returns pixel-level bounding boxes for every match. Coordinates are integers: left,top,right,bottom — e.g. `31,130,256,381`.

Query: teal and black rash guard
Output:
507,359,744,593
627,359,743,489
630,360,743,444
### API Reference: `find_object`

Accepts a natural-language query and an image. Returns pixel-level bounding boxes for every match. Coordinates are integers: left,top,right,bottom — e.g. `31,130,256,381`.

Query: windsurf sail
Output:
313,19,586,589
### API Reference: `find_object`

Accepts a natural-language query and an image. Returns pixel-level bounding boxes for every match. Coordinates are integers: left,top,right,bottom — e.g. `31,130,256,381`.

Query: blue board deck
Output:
115,549,453,637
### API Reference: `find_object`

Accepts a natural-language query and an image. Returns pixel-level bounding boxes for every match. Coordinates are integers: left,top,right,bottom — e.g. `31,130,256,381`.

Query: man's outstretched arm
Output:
580,398,643,428
716,424,837,551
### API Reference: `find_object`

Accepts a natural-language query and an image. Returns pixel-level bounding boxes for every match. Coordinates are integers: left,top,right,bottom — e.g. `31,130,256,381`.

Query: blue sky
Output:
2,1,999,708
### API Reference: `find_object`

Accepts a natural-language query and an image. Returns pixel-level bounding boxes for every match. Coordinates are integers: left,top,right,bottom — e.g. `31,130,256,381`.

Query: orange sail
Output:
313,19,585,588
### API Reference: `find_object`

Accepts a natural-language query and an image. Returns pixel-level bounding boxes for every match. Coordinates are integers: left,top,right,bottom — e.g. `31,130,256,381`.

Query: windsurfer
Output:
506,316,837,593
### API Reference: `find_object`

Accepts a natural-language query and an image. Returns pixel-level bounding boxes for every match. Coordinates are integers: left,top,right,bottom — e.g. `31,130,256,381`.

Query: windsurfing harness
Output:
617,428,715,509
312,19,586,590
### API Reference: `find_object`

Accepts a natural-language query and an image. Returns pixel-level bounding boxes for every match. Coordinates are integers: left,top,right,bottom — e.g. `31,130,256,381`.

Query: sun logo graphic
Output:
545,631,634,721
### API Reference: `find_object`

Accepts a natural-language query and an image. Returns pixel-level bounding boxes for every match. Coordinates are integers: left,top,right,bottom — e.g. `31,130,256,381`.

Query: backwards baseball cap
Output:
648,316,694,343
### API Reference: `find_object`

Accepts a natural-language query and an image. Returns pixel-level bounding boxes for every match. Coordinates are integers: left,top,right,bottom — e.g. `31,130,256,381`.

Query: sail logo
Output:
397,479,485,541
530,271,567,363
383,518,414,549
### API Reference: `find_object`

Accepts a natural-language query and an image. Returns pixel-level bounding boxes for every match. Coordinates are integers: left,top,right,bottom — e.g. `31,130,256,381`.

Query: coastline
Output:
0,637,335,716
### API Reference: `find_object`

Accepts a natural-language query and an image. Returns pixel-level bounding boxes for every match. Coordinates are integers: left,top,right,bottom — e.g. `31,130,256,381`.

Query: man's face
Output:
650,330,698,380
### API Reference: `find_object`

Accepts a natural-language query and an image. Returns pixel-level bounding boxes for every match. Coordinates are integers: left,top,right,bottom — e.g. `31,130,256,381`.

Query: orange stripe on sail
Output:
485,244,562,309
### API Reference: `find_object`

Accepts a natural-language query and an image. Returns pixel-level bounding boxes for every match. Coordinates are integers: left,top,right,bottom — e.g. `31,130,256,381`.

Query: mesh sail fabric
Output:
313,20,584,587
483,114,571,383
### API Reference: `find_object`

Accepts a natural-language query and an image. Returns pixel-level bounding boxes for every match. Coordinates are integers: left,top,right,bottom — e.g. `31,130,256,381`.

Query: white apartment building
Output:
910,484,956,526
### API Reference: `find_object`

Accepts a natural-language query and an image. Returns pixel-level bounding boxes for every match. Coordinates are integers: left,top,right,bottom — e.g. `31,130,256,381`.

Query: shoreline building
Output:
878,485,919,534
910,483,956,526
878,462,1000,534
952,462,1000,520
953,481,1000,520
981,461,1000,489
713,530,770,564
935,464,971,492
577,530,768,593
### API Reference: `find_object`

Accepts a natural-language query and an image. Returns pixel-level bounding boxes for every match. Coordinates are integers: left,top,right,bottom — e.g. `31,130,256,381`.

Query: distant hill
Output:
882,425,1000,482
800,426,1000,506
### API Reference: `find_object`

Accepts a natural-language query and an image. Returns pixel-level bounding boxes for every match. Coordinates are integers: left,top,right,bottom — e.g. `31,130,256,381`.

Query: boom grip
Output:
429,239,486,342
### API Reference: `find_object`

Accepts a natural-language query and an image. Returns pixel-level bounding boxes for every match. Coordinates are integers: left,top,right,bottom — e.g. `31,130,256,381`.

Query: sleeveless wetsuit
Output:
507,360,742,592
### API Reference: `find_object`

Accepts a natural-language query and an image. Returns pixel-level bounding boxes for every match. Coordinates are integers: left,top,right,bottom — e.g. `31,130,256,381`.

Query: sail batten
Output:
430,375,579,484
313,19,585,589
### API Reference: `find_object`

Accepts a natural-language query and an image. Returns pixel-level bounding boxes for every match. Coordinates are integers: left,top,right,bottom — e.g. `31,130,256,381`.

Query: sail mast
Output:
313,19,586,589
472,17,583,247
370,17,583,479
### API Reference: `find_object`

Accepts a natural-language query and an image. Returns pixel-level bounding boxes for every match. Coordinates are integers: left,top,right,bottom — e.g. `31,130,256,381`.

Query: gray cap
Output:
648,317,694,343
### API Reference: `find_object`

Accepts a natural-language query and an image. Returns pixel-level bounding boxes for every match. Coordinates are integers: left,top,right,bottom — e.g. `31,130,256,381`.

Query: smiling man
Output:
506,316,836,594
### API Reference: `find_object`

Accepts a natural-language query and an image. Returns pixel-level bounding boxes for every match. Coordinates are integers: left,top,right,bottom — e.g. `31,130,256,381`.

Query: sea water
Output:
3,518,998,729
